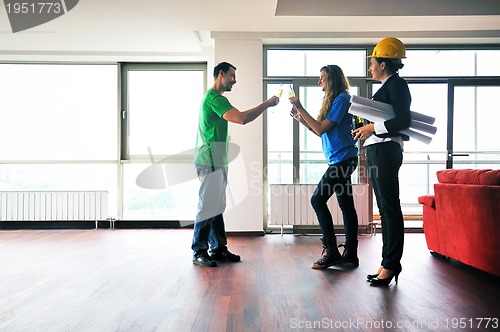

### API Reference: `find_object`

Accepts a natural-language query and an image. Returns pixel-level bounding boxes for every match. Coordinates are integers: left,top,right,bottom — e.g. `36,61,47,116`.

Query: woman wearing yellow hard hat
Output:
352,37,411,286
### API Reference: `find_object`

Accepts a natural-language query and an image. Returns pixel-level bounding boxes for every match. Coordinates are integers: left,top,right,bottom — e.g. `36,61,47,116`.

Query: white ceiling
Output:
275,0,500,16
0,0,499,57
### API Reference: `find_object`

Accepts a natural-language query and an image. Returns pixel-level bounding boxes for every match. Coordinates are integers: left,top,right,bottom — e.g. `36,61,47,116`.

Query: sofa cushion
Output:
437,169,500,185
478,169,500,185
437,169,459,183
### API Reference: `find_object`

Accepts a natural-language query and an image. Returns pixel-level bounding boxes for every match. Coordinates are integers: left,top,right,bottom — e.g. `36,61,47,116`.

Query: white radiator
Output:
269,184,372,227
0,191,108,221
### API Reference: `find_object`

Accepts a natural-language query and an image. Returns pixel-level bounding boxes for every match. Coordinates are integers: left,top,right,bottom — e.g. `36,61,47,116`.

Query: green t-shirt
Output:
194,88,234,167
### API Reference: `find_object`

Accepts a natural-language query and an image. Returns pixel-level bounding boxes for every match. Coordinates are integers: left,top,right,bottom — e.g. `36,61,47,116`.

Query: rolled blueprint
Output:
349,95,437,144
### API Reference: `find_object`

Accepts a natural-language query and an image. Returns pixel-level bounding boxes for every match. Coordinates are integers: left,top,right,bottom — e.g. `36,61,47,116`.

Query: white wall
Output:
213,39,266,232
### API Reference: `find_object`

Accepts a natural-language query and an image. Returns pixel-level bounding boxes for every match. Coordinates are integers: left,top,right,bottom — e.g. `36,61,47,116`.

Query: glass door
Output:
296,80,360,184
447,78,500,169
265,79,361,186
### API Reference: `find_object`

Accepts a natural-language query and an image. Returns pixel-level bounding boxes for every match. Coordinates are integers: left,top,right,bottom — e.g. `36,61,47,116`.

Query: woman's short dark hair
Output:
213,62,237,80
374,57,404,74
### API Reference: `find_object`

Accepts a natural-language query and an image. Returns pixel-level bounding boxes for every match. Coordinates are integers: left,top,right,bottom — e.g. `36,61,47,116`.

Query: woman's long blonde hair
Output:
317,65,350,122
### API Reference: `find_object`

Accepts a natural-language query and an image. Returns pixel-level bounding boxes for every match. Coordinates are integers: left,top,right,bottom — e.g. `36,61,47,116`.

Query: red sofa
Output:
418,169,500,276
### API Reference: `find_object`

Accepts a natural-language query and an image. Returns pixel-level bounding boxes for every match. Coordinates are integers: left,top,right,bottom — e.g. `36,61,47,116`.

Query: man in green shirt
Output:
192,61,279,267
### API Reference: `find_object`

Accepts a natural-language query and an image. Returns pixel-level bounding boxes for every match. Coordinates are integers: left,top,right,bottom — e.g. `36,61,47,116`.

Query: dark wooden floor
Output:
0,229,498,332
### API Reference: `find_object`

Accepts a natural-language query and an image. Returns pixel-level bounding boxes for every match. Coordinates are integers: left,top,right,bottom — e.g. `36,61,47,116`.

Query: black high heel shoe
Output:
369,267,402,286
367,266,384,281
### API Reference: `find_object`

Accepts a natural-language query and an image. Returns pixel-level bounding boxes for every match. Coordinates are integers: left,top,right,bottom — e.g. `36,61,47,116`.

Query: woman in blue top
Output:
290,64,359,269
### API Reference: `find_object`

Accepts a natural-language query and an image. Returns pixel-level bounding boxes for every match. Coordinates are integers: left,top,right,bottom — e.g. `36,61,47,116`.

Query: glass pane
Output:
477,51,500,76
298,85,323,184
453,86,500,167
267,50,309,77
370,83,448,215
267,50,366,77
404,50,500,77
399,163,445,214
404,50,477,77
304,50,366,77
477,87,500,151
128,70,204,156
405,84,447,156
0,164,117,217
123,163,198,219
267,155,294,184
267,84,294,184
0,64,117,160
453,87,476,153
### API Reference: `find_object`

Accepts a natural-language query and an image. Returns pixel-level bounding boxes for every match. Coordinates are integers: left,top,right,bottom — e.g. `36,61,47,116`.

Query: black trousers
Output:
366,142,404,270
310,157,358,246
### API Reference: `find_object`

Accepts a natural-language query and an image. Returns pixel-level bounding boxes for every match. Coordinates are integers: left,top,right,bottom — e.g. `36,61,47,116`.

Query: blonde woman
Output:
290,65,359,269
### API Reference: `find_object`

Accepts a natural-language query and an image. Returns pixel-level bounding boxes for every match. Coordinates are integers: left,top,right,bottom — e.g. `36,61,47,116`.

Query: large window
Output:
267,49,366,77
266,49,367,188
120,63,206,219
264,47,500,219
0,64,118,215
0,62,207,221
0,64,117,160
404,50,500,77
125,67,203,157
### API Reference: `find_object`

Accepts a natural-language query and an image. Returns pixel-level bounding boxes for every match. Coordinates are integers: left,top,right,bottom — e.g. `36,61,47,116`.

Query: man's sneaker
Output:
193,253,217,267
210,249,241,262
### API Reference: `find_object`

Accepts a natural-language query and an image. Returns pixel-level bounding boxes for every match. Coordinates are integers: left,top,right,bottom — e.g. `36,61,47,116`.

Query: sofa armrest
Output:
418,194,439,253
418,195,435,208
434,183,500,276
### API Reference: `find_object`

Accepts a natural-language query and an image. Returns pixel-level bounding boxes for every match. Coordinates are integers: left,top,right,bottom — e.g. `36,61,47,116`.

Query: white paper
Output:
400,128,433,145
348,103,391,123
410,112,435,125
410,119,437,135
349,95,437,144
350,95,436,125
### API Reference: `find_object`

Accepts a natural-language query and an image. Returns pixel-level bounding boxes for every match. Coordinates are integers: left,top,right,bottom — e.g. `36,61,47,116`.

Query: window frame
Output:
119,62,207,162
263,44,500,221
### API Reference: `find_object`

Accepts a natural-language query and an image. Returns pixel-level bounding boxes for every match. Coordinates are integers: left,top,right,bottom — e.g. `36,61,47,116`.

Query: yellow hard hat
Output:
368,37,406,59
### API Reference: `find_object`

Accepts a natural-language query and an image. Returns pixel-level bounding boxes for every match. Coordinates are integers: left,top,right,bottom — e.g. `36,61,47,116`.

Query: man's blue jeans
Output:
192,164,228,257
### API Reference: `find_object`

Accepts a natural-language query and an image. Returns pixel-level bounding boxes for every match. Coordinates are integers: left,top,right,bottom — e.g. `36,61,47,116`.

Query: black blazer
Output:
372,74,412,141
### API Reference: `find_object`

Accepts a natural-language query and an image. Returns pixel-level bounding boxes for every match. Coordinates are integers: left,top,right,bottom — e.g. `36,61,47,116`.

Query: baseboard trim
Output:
0,221,269,235
0,221,97,230
227,231,265,237
0,220,190,230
